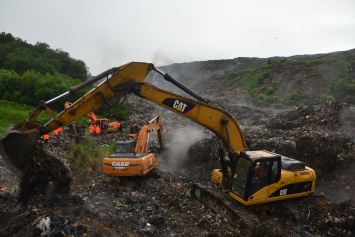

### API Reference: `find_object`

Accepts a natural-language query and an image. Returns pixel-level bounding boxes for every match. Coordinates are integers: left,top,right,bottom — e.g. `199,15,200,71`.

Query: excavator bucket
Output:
0,123,43,178
0,123,73,204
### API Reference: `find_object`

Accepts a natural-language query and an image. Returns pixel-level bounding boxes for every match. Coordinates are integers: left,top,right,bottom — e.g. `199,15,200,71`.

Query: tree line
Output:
0,32,89,111
0,32,129,120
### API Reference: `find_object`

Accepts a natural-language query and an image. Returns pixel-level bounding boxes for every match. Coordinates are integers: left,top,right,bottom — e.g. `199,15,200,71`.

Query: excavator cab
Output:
231,152,281,200
228,150,315,206
114,140,136,154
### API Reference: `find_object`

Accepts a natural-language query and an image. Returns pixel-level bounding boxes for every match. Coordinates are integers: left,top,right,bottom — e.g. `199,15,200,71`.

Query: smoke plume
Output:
160,126,205,172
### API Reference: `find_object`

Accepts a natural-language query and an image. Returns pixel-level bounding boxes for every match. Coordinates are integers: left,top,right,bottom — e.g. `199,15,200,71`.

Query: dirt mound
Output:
18,146,71,204
268,101,344,131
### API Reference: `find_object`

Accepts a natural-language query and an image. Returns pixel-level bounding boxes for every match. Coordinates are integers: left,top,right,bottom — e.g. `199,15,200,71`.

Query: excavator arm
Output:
134,115,163,154
0,62,153,177
130,82,246,154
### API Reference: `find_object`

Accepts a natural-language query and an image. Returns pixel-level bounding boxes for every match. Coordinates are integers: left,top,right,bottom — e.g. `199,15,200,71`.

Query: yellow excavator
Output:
0,62,316,206
102,115,163,176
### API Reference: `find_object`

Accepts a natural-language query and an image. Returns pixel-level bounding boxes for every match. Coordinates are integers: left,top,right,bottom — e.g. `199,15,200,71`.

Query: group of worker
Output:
42,122,130,141
89,124,102,136
43,127,63,143
43,123,100,143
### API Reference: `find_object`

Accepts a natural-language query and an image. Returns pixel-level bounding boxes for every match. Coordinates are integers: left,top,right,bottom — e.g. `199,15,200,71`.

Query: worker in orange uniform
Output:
89,124,95,136
128,133,136,139
95,125,101,136
57,127,63,135
53,128,59,136
43,133,50,144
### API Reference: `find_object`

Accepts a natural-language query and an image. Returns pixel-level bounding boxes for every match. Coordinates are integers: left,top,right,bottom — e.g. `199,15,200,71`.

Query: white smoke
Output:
160,126,205,172
151,49,176,67
150,48,194,67
340,106,355,138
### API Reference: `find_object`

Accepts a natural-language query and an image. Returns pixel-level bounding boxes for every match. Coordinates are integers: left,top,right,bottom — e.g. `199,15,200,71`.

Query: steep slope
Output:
150,48,355,106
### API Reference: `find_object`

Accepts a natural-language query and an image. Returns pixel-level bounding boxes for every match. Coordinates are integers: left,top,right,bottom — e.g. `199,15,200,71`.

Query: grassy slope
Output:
0,100,34,137
0,100,58,137
223,55,355,105
0,100,94,138
0,100,113,172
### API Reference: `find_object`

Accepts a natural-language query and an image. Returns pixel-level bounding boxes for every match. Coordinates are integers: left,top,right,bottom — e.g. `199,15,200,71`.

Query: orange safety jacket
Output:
128,133,136,139
89,125,95,133
53,129,59,136
95,126,101,134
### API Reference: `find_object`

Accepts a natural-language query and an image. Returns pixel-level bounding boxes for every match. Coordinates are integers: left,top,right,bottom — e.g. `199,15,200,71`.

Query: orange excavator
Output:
64,101,122,133
86,111,122,133
102,115,163,176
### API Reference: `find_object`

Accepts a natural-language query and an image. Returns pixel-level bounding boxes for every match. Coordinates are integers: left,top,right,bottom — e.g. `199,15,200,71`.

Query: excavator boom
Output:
130,82,246,153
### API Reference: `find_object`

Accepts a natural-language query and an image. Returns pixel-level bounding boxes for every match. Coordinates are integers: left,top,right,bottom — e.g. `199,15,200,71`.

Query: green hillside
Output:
158,49,355,106
225,55,355,104
0,101,37,137
0,33,129,132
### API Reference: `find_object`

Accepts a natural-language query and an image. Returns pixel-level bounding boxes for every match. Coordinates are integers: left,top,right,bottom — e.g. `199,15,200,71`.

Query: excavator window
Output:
115,140,136,154
116,144,127,153
231,154,282,200
270,160,281,183
248,161,269,195
231,156,252,199
248,158,282,198
252,161,268,183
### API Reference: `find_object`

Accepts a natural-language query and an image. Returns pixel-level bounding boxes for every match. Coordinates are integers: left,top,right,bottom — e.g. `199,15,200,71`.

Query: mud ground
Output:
0,99,354,236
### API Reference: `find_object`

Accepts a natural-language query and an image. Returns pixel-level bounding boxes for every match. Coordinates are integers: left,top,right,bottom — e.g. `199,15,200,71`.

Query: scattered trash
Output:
0,99,354,236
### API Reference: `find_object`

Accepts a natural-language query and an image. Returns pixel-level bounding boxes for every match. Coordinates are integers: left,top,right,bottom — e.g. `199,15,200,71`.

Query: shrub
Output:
257,94,278,103
330,77,355,103
67,137,111,173
312,94,335,104
289,89,303,101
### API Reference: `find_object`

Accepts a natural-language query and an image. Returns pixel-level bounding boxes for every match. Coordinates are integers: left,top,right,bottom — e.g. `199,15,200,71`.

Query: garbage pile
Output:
1,100,354,236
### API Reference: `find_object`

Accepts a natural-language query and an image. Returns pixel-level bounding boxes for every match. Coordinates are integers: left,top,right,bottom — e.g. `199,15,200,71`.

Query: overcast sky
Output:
1,0,355,75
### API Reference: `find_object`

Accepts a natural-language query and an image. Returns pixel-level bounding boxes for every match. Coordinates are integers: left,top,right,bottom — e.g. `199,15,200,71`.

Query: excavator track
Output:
192,183,332,236
192,183,258,228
